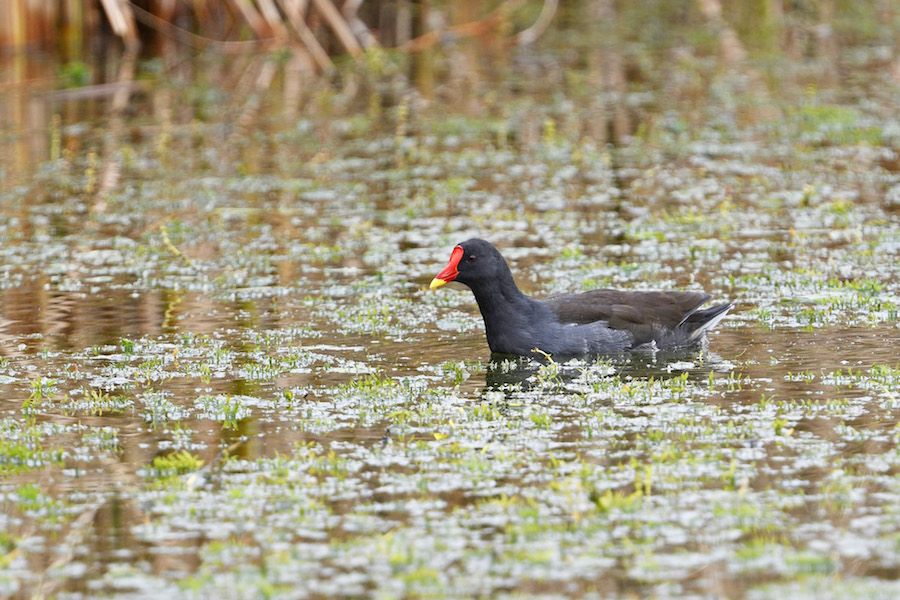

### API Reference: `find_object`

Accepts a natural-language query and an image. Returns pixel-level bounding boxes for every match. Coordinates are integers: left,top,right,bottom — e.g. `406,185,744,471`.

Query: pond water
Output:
4,19,900,599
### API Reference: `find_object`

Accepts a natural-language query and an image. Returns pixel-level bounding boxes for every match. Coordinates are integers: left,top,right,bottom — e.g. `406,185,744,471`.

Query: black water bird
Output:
430,238,733,357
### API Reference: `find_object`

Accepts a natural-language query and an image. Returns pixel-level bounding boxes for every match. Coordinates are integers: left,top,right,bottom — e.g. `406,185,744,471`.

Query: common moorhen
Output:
430,238,733,356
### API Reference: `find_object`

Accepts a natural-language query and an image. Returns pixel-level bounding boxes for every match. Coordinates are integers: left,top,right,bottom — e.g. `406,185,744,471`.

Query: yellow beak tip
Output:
429,278,447,290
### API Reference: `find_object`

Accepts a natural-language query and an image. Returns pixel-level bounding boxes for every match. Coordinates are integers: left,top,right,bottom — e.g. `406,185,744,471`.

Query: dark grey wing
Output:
541,290,713,347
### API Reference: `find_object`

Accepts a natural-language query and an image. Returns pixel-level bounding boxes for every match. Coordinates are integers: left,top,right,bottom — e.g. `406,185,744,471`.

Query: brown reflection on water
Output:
0,285,164,352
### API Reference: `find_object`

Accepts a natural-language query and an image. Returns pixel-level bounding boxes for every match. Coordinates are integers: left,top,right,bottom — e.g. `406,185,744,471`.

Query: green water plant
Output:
144,450,205,487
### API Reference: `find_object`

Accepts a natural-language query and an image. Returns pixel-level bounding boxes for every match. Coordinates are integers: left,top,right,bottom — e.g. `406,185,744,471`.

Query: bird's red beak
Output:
430,245,464,289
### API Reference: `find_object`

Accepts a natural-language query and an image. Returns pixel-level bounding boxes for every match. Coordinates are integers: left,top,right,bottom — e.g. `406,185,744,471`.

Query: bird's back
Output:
541,289,729,349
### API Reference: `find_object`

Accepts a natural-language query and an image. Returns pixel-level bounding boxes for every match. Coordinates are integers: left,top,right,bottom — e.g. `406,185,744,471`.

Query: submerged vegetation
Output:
3,1,900,598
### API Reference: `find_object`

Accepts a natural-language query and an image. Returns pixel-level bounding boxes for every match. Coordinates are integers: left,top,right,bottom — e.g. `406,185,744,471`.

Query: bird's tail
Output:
686,302,733,341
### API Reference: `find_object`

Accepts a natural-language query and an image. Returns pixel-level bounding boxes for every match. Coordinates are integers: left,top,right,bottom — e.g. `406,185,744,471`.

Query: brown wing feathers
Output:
544,290,711,328
541,290,715,348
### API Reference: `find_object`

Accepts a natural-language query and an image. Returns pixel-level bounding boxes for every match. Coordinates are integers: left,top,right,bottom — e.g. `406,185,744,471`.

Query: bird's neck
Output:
470,274,543,353
470,268,531,312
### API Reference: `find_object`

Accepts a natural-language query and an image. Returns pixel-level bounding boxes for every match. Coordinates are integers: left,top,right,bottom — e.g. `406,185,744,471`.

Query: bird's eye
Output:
467,255,477,262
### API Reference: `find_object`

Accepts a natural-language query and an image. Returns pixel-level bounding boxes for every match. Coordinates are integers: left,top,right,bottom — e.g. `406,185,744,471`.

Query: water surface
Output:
3,19,900,599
